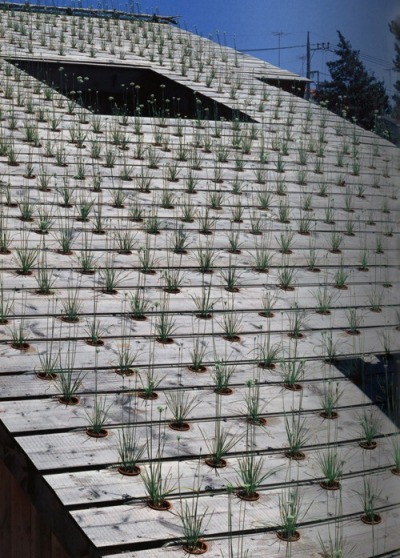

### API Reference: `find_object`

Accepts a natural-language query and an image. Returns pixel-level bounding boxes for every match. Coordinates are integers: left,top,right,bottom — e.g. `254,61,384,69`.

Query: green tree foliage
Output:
314,31,389,131
389,18,400,119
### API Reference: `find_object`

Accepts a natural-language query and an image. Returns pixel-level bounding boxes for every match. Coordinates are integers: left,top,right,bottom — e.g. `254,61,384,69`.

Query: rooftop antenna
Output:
272,31,289,67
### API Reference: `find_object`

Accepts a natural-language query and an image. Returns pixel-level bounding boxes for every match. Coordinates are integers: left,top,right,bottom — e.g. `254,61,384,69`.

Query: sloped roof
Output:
0,7,399,558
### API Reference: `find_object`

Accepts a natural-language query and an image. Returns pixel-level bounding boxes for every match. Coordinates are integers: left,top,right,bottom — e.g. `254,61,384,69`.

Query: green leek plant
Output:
212,357,236,394
236,454,276,500
277,489,303,541
355,478,382,524
320,381,343,419
9,318,30,350
317,447,345,489
178,461,210,554
284,410,309,460
201,413,241,468
358,409,380,449
86,395,109,437
142,407,175,509
55,344,83,404
0,280,13,324
117,425,145,475
165,390,199,430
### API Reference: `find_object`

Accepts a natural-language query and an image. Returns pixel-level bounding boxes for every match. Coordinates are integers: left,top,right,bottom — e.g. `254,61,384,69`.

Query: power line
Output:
240,44,306,53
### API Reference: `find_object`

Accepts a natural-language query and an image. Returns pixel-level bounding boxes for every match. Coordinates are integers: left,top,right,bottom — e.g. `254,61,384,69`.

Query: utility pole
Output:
305,33,330,101
306,31,311,100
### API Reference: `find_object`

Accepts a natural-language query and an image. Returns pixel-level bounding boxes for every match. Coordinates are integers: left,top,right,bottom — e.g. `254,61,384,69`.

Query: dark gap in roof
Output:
7,58,255,122
335,354,400,427
256,76,306,98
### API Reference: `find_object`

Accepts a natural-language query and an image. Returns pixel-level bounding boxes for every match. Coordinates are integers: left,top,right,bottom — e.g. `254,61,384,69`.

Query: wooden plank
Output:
15,402,396,473
0,379,374,434
44,444,396,509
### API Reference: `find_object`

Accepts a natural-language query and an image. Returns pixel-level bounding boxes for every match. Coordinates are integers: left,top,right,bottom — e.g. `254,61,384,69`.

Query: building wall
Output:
0,459,71,558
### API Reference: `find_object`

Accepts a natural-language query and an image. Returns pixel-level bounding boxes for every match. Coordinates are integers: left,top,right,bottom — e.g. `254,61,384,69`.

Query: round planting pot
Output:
87,428,108,439
57,250,73,256
284,450,306,461
86,339,105,347
188,365,207,373
258,311,275,318
58,396,80,406
169,421,190,432
279,285,295,291
205,457,227,469
147,499,172,511
11,342,30,351
222,335,241,342
258,362,276,369
288,332,304,339
138,391,158,400
391,468,400,476
115,368,136,377
182,540,208,555
284,383,302,392
214,387,233,396
277,530,300,542
36,372,57,381
60,316,79,323
237,490,260,502
118,465,141,477
156,337,174,345
130,314,147,321
320,480,341,491
319,411,339,420
195,313,212,320
359,441,377,450
361,513,382,525
247,417,267,426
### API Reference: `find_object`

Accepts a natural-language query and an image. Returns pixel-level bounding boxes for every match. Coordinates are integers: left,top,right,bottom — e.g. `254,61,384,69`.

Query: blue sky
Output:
9,0,400,101
144,0,399,100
